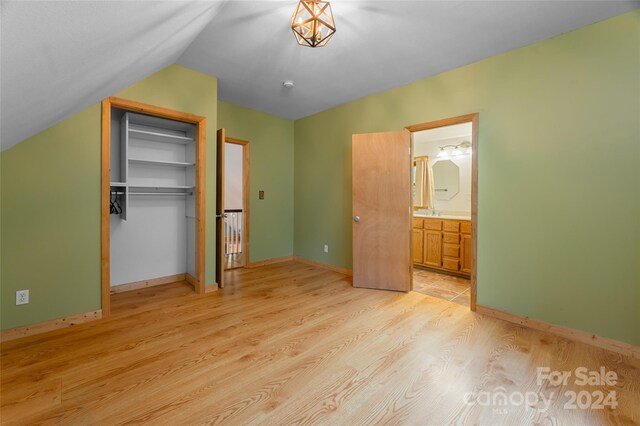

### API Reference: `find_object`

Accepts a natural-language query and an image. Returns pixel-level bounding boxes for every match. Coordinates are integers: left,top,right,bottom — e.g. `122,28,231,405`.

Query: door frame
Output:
224,136,251,269
101,97,207,318
405,113,479,311
216,129,225,288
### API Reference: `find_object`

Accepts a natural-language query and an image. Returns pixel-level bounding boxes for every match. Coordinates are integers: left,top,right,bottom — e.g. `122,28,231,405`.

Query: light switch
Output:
259,190,265,200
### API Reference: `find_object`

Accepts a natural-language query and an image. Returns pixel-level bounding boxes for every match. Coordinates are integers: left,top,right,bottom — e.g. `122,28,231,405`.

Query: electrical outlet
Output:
323,244,329,253
16,289,29,305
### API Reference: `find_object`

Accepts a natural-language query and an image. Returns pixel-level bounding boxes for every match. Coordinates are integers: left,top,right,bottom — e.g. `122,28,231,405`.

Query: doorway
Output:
101,97,207,318
407,114,478,310
223,137,250,271
217,132,250,276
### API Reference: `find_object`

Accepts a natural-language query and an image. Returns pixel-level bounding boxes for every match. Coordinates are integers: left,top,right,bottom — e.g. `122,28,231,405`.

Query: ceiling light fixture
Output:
291,0,336,48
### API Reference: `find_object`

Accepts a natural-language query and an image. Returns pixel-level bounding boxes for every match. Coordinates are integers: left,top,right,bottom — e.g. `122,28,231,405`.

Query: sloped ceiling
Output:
179,0,638,121
1,1,638,151
0,1,225,151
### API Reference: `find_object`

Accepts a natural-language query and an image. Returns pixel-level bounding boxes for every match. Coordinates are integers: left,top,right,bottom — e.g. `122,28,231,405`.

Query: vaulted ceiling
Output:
1,1,224,150
2,1,637,151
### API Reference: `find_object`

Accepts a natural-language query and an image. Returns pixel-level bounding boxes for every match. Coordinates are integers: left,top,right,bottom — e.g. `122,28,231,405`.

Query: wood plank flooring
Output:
1,261,639,425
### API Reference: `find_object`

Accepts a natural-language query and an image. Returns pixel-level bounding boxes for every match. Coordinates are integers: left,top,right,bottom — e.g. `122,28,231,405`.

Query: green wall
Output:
1,65,218,329
217,101,294,262
1,106,102,329
293,11,640,345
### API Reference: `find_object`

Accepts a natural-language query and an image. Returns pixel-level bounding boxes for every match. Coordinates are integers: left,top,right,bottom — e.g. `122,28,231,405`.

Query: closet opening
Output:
101,97,206,317
223,137,250,271
406,114,478,310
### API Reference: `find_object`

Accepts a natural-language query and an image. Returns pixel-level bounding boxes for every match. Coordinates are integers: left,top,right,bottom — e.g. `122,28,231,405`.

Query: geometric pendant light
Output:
291,0,336,48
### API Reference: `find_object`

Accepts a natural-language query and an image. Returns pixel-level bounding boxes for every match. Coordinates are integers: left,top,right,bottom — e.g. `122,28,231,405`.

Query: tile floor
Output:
413,267,471,307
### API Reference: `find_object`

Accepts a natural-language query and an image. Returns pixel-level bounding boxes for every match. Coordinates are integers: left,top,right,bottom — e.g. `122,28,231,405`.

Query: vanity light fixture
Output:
291,0,336,48
438,141,472,157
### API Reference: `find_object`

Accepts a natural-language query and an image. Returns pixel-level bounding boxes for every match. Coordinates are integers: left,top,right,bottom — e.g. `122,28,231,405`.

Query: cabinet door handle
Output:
354,215,361,223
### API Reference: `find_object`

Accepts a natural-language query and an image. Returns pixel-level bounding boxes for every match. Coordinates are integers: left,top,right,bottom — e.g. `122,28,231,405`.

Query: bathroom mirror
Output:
432,160,459,201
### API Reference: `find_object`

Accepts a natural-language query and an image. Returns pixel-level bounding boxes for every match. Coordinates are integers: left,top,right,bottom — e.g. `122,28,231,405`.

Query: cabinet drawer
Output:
443,243,459,258
443,232,459,244
423,219,442,230
412,218,423,229
442,258,459,271
443,221,460,232
461,221,471,234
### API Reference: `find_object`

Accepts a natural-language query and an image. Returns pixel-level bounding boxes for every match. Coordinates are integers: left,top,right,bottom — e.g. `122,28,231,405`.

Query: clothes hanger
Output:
114,193,122,215
110,192,117,215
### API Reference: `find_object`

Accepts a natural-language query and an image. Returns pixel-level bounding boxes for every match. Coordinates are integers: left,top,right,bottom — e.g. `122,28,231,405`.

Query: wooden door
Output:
461,233,472,274
352,130,412,291
216,129,226,288
412,229,424,264
424,230,442,268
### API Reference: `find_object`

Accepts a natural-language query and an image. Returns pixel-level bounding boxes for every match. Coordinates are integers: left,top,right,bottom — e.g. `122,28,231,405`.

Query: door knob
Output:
354,215,360,222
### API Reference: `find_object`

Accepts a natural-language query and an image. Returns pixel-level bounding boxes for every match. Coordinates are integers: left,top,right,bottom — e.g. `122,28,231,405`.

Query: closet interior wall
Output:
109,108,197,289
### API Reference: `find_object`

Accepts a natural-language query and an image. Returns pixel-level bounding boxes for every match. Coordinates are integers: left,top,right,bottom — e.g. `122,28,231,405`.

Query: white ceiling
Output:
180,1,638,120
1,1,638,151
0,1,225,151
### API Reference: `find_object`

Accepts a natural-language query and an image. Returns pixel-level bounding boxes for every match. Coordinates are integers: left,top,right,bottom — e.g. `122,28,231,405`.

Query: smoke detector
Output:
282,80,295,89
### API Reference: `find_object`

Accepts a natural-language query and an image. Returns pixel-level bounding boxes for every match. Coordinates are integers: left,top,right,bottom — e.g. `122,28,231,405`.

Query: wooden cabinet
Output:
443,243,459,258
443,221,460,233
412,229,424,264
424,230,442,268
412,217,471,277
442,257,459,272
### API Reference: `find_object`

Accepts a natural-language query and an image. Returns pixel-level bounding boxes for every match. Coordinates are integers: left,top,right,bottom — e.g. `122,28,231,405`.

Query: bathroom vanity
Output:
412,216,471,277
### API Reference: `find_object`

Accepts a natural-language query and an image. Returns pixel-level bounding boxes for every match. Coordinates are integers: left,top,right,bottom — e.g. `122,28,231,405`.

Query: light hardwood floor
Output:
1,261,639,424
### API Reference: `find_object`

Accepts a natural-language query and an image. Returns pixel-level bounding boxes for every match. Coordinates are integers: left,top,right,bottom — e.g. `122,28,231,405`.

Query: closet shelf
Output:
129,185,194,194
129,158,195,168
129,128,194,144
110,182,127,187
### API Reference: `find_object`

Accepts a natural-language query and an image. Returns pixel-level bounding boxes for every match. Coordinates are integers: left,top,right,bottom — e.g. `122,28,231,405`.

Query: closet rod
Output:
129,192,192,196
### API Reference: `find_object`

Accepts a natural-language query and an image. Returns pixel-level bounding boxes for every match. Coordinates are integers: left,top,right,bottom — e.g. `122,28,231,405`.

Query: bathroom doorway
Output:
406,114,478,310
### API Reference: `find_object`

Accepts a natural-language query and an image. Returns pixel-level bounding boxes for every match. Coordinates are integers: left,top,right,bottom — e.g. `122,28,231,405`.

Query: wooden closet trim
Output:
101,97,207,317
405,113,479,311
224,137,251,269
